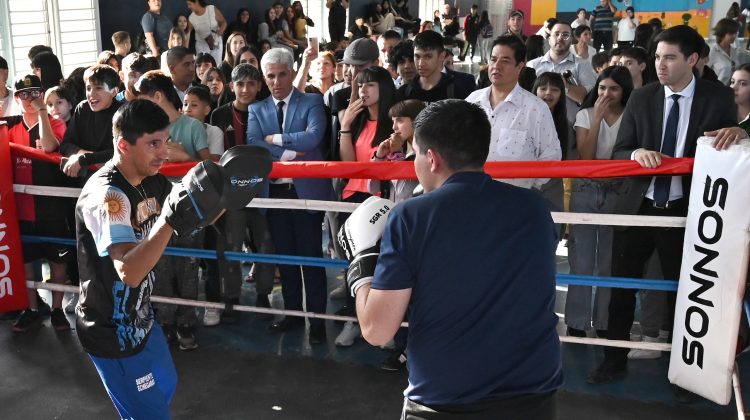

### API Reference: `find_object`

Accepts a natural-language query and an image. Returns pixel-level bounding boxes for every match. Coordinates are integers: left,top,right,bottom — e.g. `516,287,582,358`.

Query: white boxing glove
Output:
337,196,395,296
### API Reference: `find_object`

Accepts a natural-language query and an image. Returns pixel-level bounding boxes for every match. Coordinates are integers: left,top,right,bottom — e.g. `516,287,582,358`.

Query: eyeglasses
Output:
551,32,572,40
15,90,43,100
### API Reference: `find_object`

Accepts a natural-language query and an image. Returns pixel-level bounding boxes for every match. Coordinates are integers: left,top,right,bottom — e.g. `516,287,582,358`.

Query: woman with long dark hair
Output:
200,67,232,111
175,13,196,53
566,66,634,338
258,7,295,53
31,52,64,90
335,66,397,347
226,8,255,45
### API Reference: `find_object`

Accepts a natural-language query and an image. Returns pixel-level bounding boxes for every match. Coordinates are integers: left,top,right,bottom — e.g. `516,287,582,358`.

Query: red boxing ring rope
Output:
8,142,693,180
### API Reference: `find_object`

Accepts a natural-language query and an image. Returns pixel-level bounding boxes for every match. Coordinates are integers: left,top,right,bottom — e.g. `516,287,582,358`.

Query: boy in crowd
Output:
591,51,610,74
618,47,647,88
396,31,475,102
116,53,153,103
207,64,275,325
2,75,70,332
111,31,132,61
389,40,416,87
59,64,122,186
182,85,223,161
0,56,17,117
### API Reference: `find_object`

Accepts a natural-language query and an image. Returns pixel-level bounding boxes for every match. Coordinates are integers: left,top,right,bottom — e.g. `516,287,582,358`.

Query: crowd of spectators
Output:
1,0,749,400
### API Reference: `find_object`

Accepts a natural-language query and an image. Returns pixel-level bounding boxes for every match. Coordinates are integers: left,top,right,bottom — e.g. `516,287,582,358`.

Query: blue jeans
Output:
565,178,622,331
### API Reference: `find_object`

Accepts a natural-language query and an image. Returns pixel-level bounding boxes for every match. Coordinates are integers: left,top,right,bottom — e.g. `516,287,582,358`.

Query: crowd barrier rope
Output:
3,141,700,356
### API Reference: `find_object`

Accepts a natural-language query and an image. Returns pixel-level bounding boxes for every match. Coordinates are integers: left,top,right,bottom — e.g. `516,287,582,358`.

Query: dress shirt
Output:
643,76,696,201
465,84,561,189
271,89,296,163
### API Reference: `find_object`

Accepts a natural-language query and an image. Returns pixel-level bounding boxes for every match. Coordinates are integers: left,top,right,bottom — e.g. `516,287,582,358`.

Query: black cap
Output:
14,74,43,92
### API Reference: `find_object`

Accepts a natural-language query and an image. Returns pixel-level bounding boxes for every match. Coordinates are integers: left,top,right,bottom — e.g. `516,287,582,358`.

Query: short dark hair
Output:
574,25,591,39
576,8,586,14
196,52,218,67
112,99,170,145
27,45,53,60
133,70,183,110
111,31,131,46
610,47,622,57
381,29,402,41
414,100,490,171
620,46,647,64
122,52,151,74
185,85,212,105
413,30,445,53
83,64,120,89
653,25,705,60
231,63,263,83
492,34,526,64
591,51,611,70
388,99,426,120
166,46,193,68
389,40,414,65
714,18,741,43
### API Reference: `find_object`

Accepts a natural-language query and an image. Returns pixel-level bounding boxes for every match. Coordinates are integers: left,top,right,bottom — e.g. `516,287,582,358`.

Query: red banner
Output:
9,142,694,180
0,126,30,312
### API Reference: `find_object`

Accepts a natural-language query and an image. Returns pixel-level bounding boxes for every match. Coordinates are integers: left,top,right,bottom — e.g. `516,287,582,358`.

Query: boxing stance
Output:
339,100,563,419
74,99,270,419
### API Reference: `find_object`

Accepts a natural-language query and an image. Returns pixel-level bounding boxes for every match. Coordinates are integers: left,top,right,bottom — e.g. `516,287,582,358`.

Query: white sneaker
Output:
203,308,221,327
64,294,78,314
329,284,347,300
628,335,664,359
335,321,360,347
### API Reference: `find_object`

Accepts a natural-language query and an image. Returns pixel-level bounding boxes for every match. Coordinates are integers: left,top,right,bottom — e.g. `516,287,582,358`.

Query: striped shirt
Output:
591,5,614,32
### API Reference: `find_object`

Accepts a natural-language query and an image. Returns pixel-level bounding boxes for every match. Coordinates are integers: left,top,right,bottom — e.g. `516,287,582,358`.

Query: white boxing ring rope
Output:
18,182,675,352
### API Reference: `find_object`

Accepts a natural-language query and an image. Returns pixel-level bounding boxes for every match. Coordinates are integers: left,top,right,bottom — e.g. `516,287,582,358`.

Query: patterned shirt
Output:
591,4,614,32
465,84,561,189
75,161,171,358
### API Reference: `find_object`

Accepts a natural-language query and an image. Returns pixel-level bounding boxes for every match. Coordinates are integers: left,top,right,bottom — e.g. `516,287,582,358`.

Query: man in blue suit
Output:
247,48,333,345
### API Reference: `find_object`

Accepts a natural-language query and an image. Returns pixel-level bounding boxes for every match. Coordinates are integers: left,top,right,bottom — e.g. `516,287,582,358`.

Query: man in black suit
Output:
587,25,747,391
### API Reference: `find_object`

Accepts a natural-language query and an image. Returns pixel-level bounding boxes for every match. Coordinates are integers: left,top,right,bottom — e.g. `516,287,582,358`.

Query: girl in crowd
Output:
571,25,596,63
478,11,494,65
709,18,750,85
259,40,272,55
226,8,254,46
369,99,425,203
141,0,171,56
134,70,210,162
160,27,188,73
420,21,434,33
295,49,336,95
187,0,227,66
175,13,196,53
258,8,295,54
201,67,232,110
195,52,216,83
31,52,64,90
289,5,309,50
221,32,247,81
532,72,571,160
368,3,395,34
566,66,634,338
97,50,120,71
336,66,397,347
731,63,750,133
45,85,75,125
182,85,224,161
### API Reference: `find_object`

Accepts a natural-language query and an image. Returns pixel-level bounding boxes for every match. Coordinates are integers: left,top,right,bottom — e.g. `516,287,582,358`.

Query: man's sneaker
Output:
36,294,51,316
329,283,347,300
176,325,198,351
335,321,360,347
628,335,664,359
203,308,221,327
12,309,42,333
380,349,407,371
50,308,71,331
64,294,78,314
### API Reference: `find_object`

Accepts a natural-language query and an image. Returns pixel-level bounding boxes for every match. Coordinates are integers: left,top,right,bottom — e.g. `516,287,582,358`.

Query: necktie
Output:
277,101,285,134
654,94,680,207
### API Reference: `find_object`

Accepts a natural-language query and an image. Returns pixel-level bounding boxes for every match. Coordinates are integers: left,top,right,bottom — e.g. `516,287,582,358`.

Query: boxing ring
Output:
3,141,749,418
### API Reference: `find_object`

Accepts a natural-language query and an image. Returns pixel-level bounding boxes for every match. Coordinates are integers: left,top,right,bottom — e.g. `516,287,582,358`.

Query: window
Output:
1,0,100,78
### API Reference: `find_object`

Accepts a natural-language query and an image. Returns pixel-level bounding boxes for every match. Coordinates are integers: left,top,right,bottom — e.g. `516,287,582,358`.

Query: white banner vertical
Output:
668,137,750,405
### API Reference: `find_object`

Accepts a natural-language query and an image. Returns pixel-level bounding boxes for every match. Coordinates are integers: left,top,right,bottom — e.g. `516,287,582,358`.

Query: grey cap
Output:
342,38,379,66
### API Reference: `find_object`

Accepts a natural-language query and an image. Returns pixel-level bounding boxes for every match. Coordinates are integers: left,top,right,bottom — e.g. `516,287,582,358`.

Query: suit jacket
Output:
612,78,736,215
247,88,334,201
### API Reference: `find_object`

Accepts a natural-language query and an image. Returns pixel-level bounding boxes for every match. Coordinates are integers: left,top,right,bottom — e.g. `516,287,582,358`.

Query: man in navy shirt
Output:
344,100,562,418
